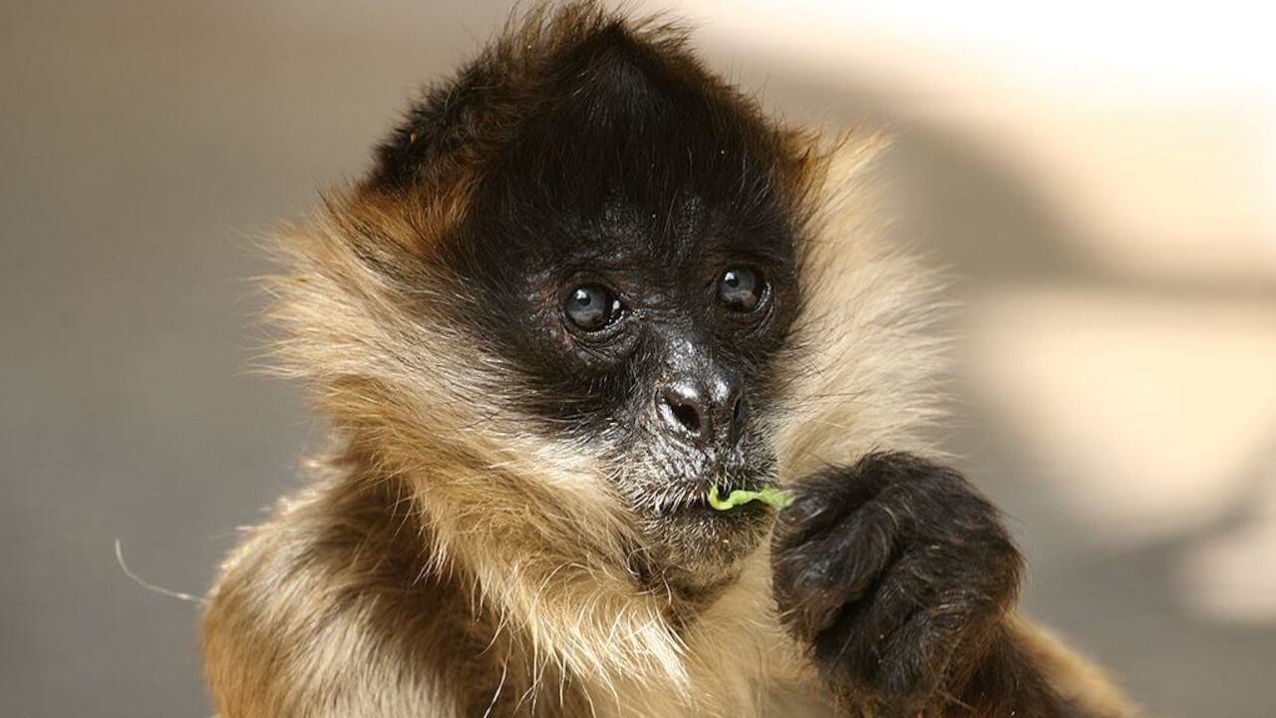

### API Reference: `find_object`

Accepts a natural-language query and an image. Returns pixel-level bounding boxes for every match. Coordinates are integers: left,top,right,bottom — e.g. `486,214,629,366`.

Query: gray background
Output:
2,1,1273,716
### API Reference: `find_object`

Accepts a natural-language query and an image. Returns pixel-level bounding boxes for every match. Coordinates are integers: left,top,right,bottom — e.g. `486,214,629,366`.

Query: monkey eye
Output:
564,284,620,331
717,267,765,312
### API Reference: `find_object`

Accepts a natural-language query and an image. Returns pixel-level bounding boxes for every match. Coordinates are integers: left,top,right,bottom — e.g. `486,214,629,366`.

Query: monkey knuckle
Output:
829,660,937,717
876,660,940,708
773,502,820,542
788,476,863,521
771,551,813,601
791,488,835,520
782,598,843,643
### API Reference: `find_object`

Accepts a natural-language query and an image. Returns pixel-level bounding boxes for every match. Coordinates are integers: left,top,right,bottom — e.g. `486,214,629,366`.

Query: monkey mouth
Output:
631,463,779,574
651,474,776,518
681,491,770,519
629,447,780,520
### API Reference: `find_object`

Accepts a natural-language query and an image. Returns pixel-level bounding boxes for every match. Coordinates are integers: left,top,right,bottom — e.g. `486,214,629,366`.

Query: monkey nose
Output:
657,377,746,448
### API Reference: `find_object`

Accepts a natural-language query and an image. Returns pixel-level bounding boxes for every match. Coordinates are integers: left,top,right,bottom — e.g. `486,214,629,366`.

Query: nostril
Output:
731,395,745,427
660,383,710,440
728,393,747,444
669,401,701,434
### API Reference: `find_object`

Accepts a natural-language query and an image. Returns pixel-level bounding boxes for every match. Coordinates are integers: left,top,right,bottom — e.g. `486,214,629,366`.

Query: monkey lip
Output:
654,477,776,517
641,453,780,518
686,493,769,517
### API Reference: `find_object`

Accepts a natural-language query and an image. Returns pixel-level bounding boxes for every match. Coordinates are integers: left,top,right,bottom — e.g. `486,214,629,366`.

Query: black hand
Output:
772,452,1023,717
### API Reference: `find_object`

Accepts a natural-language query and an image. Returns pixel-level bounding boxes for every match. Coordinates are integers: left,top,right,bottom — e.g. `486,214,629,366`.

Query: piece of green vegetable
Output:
707,485,793,511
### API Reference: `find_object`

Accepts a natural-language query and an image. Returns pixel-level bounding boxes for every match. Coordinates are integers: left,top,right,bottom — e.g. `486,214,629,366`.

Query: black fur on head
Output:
364,3,815,587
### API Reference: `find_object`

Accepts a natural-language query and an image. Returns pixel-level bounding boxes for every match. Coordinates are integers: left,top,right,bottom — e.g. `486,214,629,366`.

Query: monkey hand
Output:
771,452,1023,717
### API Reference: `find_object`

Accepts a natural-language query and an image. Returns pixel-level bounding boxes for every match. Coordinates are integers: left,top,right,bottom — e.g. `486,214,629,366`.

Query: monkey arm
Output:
931,615,1141,718
769,452,1140,718
987,616,1141,718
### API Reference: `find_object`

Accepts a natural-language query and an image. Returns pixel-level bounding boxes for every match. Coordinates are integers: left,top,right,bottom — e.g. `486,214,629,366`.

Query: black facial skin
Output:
435,26,803,587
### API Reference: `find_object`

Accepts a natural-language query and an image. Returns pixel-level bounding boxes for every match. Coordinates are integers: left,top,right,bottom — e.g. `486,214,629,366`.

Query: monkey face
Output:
329,18,817,588
459,197,799,582
426,29,807,584
459,219,799,585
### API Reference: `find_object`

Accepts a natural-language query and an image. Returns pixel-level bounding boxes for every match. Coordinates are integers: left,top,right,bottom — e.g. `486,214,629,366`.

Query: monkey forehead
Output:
365,10,807,265
463,198,789,282
490,39,784,204
454,32,798,276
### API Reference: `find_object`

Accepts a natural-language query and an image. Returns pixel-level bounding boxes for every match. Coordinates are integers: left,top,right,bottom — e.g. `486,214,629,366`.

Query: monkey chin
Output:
633,472,777,593
642,504,772,594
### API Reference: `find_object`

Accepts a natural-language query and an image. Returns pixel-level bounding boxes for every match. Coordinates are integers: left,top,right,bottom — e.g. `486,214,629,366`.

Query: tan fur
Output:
1009,617,1143,718
203,6,1139,717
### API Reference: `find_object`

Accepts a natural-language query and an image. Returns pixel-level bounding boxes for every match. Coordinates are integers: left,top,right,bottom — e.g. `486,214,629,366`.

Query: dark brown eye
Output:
717,267,764,312
564,284,619,331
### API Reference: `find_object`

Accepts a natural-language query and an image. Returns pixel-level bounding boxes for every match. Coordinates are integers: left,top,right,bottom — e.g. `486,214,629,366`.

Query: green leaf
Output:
707,485,793,511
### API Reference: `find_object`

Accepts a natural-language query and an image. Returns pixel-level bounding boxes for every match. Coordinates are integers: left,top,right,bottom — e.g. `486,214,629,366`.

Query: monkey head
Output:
276,9,820,593
441,22,810,586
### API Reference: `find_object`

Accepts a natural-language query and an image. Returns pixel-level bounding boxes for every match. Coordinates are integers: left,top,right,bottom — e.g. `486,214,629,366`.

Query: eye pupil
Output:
718,267,763,312
565,285,616,330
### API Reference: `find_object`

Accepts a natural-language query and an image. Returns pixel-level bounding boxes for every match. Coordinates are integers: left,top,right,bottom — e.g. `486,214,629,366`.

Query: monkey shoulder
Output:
201,477,545,716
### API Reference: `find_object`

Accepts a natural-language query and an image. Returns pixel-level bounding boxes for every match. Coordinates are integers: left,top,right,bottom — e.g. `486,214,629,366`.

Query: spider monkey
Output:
202,4,1139,717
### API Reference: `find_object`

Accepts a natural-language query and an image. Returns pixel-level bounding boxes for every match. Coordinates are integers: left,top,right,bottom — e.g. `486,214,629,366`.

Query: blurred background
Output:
2,1,1273,715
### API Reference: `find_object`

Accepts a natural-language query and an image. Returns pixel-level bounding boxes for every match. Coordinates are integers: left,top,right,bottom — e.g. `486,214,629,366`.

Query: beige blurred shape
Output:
1179,467,1276,623
968,289,1276,542
676,0,1276,280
